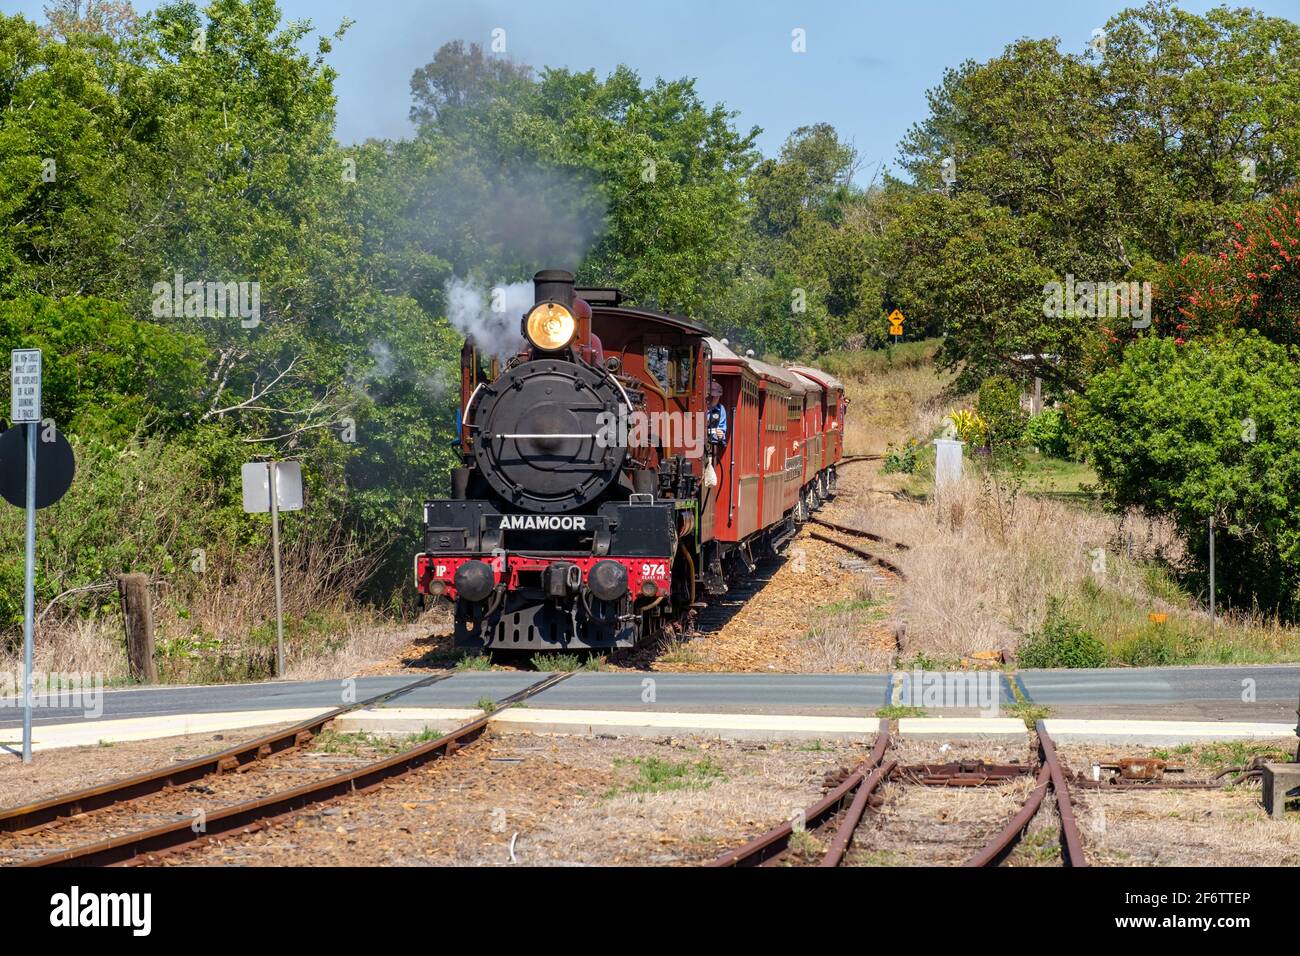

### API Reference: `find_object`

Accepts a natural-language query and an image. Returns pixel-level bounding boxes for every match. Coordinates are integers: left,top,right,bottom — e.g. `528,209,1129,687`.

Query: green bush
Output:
1017,601,1107,668
882,440,919,474
1076,330,1300,616
1024,407,1073,459
976,375,1027,448
1114,628,1179,667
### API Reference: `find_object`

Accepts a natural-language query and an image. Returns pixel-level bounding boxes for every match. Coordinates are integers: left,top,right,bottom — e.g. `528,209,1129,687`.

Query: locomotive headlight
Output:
525,301,576,351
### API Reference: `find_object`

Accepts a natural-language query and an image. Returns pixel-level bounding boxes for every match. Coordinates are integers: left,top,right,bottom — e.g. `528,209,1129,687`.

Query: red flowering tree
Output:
1152,191,1300,347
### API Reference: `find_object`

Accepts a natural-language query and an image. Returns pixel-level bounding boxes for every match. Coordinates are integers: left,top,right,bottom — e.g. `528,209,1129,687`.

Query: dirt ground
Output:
156,733,866,866
5,728,1297,867
1058,740,1300,867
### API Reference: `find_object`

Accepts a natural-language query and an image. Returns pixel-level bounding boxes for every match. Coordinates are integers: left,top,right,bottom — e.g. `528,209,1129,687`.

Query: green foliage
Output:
530,651,581,672
1076,330,1300,614
1152,190,1300,345
882,440,919,474
0,432,245,633
889,3,1300,391
876,704,926,719
1113,627,1178,667
815,338,940,381
1017,601,1107,668
1023,408,1073,459
950,409,987,447
0,296,207,440
605,756,725,797
976,376,1027,448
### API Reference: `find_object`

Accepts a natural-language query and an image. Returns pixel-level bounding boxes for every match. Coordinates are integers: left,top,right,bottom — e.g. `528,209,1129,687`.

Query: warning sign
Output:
10,349,41,423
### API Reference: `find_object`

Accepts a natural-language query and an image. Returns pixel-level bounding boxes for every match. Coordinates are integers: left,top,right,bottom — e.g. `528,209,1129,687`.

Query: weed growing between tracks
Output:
602,756,726,798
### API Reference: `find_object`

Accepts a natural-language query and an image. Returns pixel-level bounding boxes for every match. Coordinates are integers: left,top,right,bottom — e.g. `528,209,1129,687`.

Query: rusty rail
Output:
838,455,883,466
1038,720,1087,866
17,672,572,867
963,764,1051,867
808,530,908,580
964,724,1087,867
810,517,911,551
0,671,456,835
819,758,897,867
709,719,891,867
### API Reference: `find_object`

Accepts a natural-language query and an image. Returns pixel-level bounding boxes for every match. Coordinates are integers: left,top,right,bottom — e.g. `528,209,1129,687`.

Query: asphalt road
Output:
0,665,1295,727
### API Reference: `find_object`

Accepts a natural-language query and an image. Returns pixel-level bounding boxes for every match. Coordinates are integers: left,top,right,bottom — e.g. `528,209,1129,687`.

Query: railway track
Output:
0,670,456,836
710,720,1087,867
809,516,910,552
806,523,909,580
708,719,893,867
4,672,572,867
964,722,1086,867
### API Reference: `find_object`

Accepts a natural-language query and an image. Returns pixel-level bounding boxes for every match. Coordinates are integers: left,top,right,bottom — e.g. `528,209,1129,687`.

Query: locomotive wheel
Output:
671,544,697,618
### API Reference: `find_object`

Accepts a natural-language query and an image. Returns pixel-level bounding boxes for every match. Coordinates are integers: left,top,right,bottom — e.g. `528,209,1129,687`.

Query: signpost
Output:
241,461,303,677
11,350,41,764
888,309,905,341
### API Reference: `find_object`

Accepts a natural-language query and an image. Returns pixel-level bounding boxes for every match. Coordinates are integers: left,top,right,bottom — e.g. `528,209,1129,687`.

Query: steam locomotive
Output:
415,269,846,650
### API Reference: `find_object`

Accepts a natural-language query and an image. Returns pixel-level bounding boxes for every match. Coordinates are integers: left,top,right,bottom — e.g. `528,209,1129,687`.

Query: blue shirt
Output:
708,402,727,443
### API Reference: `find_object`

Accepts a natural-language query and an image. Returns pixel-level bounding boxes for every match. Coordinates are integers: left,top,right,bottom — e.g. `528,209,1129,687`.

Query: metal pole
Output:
1208,515,1215,633
22,422,37,764
268,461,285,678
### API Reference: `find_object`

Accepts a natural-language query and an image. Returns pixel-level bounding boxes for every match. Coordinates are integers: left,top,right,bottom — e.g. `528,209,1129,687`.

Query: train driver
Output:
706,380,728,449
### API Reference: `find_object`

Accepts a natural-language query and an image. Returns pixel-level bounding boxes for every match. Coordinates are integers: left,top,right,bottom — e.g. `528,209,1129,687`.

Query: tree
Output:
1076,331,1300,615
41,0,138,40
1152,189,1300,348
0,296,206,440
891,1,1300,389
409,40,533,128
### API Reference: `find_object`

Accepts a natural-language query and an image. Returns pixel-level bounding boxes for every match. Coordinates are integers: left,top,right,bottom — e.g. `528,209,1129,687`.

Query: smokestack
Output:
533,269,574,308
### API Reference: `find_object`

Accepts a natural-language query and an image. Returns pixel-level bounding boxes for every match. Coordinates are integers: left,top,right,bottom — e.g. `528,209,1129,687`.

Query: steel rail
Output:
708,718,890,867
964,725,1087,868
808,530,908,580
838,455,883,465
809,517,911,551
0,671,457,835
1038,719,1087,867
818,758,897,867
963,764,1051,867
17,672,572,867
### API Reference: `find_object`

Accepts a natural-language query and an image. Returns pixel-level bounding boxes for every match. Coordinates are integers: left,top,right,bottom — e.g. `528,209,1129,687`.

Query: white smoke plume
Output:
444,276,533,361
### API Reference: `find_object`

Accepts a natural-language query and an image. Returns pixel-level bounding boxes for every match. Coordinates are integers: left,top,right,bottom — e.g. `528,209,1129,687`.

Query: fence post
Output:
118,573,157,683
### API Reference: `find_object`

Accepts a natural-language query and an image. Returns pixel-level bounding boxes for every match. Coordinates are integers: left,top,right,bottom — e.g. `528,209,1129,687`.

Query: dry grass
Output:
794,583,896,672
835,354,1300,665
844,364,956,455
846,479,1177,660
0,527,403,684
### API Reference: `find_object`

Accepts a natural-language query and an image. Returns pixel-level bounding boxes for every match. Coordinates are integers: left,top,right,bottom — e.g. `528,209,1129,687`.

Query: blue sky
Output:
10,0,1300,178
